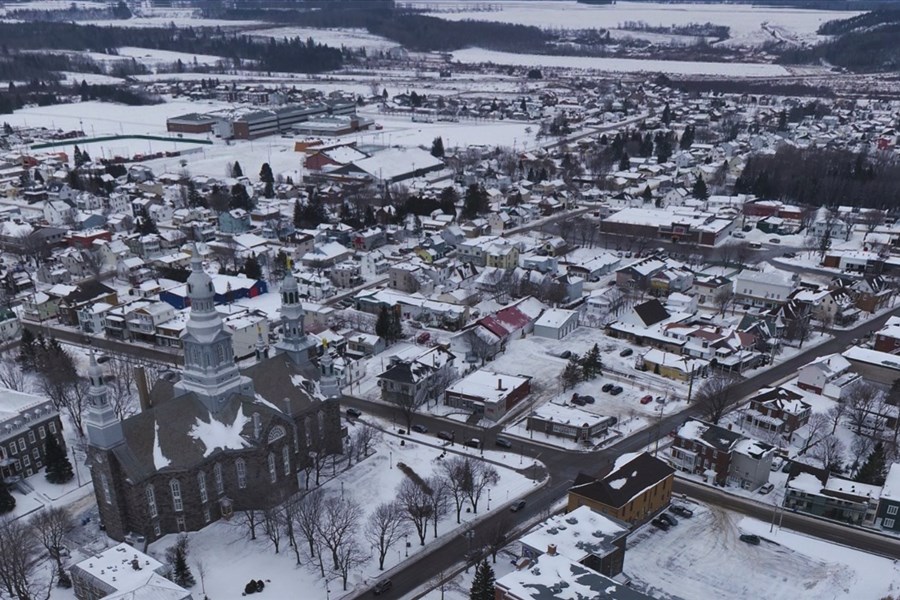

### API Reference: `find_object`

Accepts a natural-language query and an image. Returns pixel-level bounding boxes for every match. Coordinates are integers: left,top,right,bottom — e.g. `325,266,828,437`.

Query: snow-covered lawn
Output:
145,423,537,599
625,502,900,599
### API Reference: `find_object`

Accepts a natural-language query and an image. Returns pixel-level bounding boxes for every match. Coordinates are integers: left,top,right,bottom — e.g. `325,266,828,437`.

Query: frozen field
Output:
626,503,900,600
452,48,792,77
422,1,860,47
247,26,398,51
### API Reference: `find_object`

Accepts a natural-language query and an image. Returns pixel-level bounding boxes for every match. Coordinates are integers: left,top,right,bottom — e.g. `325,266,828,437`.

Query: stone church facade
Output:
85,252,343,543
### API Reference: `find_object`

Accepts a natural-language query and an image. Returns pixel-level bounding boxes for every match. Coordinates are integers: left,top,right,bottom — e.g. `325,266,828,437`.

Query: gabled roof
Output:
570,452,674,510
633,299,670,327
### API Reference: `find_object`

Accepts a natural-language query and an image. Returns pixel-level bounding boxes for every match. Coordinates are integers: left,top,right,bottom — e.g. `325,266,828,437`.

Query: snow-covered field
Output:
625,502,900,599
144,422,537,599
421,1,860,48
115,46,228,70
452,48,791,77
247,26,398,51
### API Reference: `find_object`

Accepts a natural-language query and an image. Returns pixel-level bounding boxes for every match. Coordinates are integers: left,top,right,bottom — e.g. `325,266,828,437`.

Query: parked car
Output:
759,482,775,495
559,350,572,359
610,386,624,396
412,424,428,434
417,332,431,344
373,579,393,595
650,517,670,531
619,348,633,357
124,532,146,547
495,437,513,449
581,395,595,404
346,408,362,418
659,513,678,527
510,500,526,512
781,460,793,473
732,231,746,238
655,396,666,404
571,396,586,406
739,534,761,545
769,238,781,244
640,395,653,405
770,458,783,471
782,252,797,258
437,431,453,442
670,505,694,518
465,439,481,449
602,383,614,392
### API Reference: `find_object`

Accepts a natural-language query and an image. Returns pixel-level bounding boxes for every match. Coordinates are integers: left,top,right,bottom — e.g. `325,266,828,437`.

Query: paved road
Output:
674,478,900,559
347,303,900,599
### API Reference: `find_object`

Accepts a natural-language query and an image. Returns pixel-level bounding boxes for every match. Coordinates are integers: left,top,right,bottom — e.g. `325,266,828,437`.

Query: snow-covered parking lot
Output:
625,502,900,599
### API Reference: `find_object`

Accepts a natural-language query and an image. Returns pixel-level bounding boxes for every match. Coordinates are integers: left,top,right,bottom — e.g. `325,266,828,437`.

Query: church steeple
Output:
318,342,340,399
173,245,253,412
84,352,124,450
275,268,315,365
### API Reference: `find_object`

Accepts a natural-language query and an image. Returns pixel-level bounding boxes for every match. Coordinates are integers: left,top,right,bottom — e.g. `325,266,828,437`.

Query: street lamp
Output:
487,489,492,511
389,451,393,469
405,534,409,557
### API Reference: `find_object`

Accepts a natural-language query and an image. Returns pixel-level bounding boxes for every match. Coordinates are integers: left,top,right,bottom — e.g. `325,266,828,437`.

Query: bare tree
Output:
846,381,885,436
104,358,138,420
811,434,845,472
694,375,737,425
733,241,752,270
352,425,380,463
316,496,361,570
261,505,282,553
293,489,323,561
397,478,432,546
0,516,55,600
240,509,261,541
862,209,885,241
481,516,512,564
826,402,847,435
849,434,874,476
799,413,828,454
365,502,408,571
80,248,105,280
194,559,208,599
426,476,448,539
280,492,304,565
0,351,28,391
333,535,366,591
441,456,473,524
30,507,72,578
464,461,500,515
713,287,734,316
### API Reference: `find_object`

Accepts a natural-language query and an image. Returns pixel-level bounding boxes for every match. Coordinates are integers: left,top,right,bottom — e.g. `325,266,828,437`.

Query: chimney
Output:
497,378,502,391
547,544,557,556
134,366,151,411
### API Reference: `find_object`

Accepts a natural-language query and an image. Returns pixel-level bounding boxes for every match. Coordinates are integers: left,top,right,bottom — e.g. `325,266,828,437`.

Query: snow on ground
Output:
57,71,126,85
146,422,537,599
72,16,261,28
115,46,228,70
452,47,791,77
625,502,900,600
422,1,860,48
0,0,107,14
247,26,398,51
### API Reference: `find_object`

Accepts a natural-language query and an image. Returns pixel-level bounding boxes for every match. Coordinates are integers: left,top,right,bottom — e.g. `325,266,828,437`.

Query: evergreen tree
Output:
560,355,582,391
243,255,262,280
293,199,303,229
0,478,15,514
167,534,196,588
375,306,393,343
263,180,274,199
136,207,159,236
45,434,74,484
776,109,788,132
259,162,274,184
230,183,253,211
390,309,403,342
680,125,695,150
580,343,603,380
19,327,36,370
461,184,488,220
73,145,83,168
439,186,458,215
662,102,672,126
232,161,243,178
430,136,445,158
692,174,709,201
856,442,887,485
470,559,495,600
618,152,630,172
363,205,376,227
640,133,654,158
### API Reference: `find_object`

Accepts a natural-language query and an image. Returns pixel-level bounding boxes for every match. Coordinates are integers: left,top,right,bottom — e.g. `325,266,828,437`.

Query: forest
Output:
734,146,900,210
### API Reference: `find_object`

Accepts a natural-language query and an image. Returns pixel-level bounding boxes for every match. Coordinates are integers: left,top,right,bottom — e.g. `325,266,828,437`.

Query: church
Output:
85,250,343,543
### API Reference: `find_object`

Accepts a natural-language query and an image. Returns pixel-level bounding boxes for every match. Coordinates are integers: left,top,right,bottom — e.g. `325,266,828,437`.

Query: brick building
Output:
85,253,343,544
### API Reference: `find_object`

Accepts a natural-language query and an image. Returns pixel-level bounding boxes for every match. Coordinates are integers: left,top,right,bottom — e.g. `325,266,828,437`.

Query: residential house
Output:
533,308,579,340
797,353,860,399
671,418,774,489
733,269,796,310
743,387,812,439
377,346,456,409
636,349,706,382
217,209,251,234
784,464,879,526
56,281,119,327
567,452,675,524
842,346,900,388
876,463,900,533
853,276,893,313
874,316,900,354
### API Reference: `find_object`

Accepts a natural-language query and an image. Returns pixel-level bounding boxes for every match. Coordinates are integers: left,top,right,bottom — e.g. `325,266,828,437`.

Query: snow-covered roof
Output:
519,505,628,562
445,369,529,405
843,346,900,372
71,544,175,597
882,463,900,502
824,477,881,501
788,472,825,494
534,308,578,329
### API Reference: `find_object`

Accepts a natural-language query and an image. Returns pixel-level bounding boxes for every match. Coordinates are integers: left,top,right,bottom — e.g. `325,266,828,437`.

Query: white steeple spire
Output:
85,351,124,450
275,267,315,365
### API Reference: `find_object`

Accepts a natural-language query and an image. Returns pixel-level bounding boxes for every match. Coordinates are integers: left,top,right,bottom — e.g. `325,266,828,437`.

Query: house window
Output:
48,422,56,434
38,427,46,440
214,463,224,495
268,453,277,483
176,515,186,532
18,439,25,452
9,443,16,456
236,459,247,489
28,431,35,444
888,505,899,516
198,472,208,504
885,518,896,529
153,521,161,537
32,448,39,459
146,485,158,518
203,506,211,524
282,446,291,476
22,455,30,467
170,479,183,512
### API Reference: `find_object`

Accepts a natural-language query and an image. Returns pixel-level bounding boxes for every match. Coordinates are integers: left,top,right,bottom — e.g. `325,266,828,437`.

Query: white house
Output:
733,269,796,309
797,353,860,399
533,308,579,340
